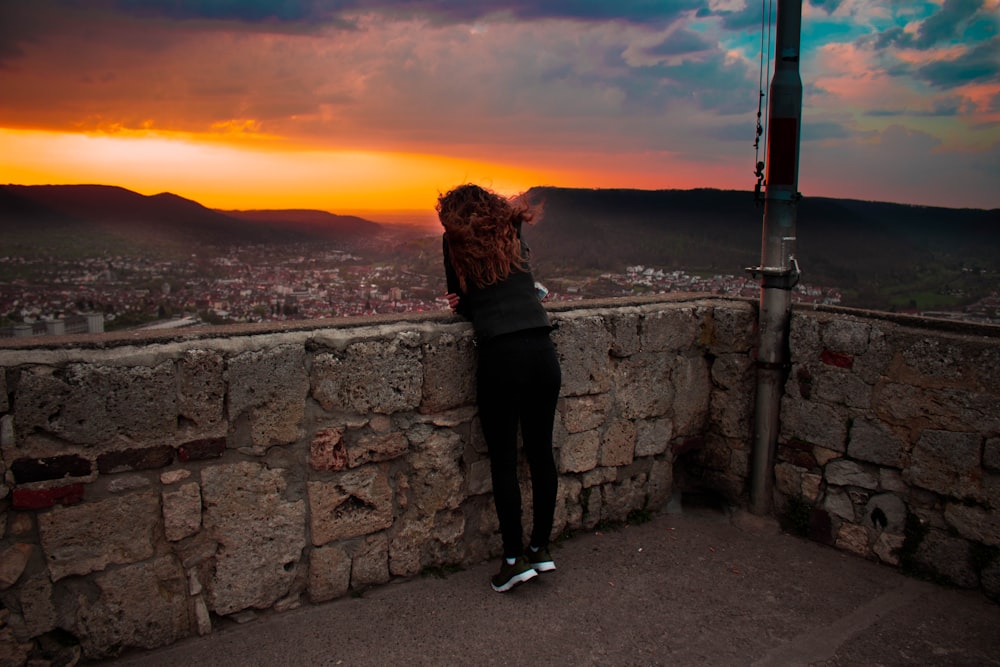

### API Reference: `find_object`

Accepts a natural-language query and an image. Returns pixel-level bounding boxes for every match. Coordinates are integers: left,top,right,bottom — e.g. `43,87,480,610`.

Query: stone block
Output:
108,474,152,493
560,394,611,434
944,503,1000,547
600,474,646,523
788,313,821,359
421,332,476,413
309,544,351,603
97,446,174,474
825,459,879,490
0,370,7,412
0,543,32,590
873,532,905,565
984,437,1000,472
812,367,872,409
898,334,970,383
704,303,756,354
671,355,711,436
11,455,91,483
177,349,225,432
227,345,307,447
779,398,847,452
388,518,431,577
613,352,673,419
201,462,306,615
161,469,192,485
74,555,190,660
820,350,854,369
15,362,177,446
821,318,870,355
854,325,892,384
905,430,982,500
552,314,612,396
801,473,823,502
608,310,640,357
5,572,57,640
710,353,753,390
559,431,599,473
823,488,856,521
308,467,394,546
774,462,804,498
39,491,159,580
177,437,226,461
162,482,202,542
312,336,422,414
836,523,870,556
639,306,701,353
914,529,978,589
309,427,348,471
709,387,753,441
12,484,84,510
847,418,905,468
878,384,1000,434
647,457,673,509
351,534,390,588
600,419,636,467
466,458,492,496
347,430,409,468
635,418,672,457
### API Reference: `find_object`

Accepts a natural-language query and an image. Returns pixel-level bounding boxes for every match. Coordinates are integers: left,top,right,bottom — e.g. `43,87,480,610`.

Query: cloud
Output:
916,36,1000,87
108,0,707,26
800,123,1000,208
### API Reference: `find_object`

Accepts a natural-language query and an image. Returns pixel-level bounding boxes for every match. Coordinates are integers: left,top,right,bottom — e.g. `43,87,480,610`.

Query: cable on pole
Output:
753,0,774,206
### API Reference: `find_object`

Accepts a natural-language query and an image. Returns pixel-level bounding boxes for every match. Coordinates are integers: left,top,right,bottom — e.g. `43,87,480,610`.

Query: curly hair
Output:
437,184,534,292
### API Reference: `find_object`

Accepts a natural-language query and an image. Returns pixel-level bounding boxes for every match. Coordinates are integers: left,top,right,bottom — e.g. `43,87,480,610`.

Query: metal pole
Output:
749,0,802,515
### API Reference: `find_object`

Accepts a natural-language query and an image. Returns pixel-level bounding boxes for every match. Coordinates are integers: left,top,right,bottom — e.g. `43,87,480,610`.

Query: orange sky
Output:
1,1,998,217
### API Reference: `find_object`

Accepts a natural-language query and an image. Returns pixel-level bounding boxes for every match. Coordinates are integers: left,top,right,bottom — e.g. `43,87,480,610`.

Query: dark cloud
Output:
864,101,961,118
713,4,763,32
916,35,1000,87
872,0,995,51
912,0,982,49
110,0,704,25
807,0,844,14
646,29,712,57
800,120,850,141
115,0,339,23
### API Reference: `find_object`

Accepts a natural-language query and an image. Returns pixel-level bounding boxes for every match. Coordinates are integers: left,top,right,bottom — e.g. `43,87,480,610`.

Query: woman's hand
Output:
445,292,461,312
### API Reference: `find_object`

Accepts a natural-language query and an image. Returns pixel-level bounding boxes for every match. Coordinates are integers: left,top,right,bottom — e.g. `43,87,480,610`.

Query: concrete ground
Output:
98,506,1000,666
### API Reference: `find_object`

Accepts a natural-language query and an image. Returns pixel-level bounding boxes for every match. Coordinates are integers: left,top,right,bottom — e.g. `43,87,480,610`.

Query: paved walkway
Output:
100,507,1000,666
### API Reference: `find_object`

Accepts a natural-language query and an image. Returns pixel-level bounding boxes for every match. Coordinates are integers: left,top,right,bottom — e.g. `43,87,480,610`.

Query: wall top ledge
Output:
0,294,742,352
794,302,1000,339
3,294,995,354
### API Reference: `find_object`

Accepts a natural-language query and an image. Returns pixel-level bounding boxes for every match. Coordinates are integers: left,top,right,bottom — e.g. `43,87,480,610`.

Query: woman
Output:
437,183,562,593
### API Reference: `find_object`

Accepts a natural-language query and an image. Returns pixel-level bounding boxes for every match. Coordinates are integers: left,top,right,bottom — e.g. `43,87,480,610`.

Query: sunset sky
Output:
1,0,998,222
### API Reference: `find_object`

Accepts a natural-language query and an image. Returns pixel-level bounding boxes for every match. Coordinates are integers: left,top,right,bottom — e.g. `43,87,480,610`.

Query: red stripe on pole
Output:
768,117,798,187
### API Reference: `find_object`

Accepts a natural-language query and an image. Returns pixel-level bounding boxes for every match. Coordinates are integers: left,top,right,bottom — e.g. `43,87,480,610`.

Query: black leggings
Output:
476,329,561,558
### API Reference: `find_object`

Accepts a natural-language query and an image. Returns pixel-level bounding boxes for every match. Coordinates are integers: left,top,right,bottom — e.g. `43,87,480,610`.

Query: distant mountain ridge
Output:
0,184,384,255
3,183,998,304
523,186,1000,290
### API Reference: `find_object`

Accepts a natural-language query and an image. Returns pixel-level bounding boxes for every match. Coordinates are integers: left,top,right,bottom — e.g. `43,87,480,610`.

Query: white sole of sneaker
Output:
492,567,538,592
531,562,556,573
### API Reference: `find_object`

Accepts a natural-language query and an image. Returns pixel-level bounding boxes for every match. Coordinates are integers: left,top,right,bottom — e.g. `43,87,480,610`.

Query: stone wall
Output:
0,296,757,662
775,309,1000,598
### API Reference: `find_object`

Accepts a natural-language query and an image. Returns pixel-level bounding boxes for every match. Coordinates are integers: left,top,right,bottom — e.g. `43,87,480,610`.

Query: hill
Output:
0,184,384,257
522,186,999,307
3,183,997,311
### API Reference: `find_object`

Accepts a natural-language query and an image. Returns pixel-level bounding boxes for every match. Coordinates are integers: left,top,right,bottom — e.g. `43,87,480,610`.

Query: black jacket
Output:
443,233,551,342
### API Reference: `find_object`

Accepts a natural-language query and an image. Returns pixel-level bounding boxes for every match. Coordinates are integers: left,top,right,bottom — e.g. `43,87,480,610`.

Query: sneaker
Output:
526,546,556,573
491,557,538,592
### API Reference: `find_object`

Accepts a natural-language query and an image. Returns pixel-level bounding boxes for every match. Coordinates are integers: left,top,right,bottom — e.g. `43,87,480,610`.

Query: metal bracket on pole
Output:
745,258,801,290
